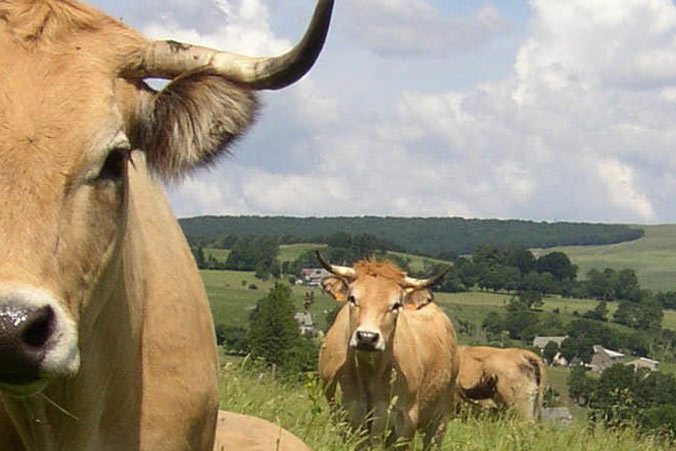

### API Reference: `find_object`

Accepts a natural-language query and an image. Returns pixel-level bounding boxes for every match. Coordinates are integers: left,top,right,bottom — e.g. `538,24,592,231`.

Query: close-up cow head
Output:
317,252,449,353
0,0,332,396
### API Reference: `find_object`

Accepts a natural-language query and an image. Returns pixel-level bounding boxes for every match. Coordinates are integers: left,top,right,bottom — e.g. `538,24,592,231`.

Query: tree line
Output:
568,364,676,437
180,215,644,257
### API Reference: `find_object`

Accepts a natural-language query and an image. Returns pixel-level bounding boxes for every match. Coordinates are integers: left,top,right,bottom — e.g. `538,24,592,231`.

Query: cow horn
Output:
315,251,356,279
134,0,333,89
402,266,452,290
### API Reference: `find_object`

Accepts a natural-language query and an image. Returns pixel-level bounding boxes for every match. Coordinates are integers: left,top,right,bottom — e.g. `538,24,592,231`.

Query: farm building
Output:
294,311,316,337
626,357,660,372
300,268,331,286
532,336,568,350
590,345,625,373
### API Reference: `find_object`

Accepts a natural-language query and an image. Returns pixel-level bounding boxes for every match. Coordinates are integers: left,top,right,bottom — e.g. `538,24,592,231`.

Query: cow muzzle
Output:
0,287,80,396
350,329,385,352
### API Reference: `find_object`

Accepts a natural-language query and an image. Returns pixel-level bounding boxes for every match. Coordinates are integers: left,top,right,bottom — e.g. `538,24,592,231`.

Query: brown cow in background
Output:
0,0,332,449
456,345,546,421
318,253,459,450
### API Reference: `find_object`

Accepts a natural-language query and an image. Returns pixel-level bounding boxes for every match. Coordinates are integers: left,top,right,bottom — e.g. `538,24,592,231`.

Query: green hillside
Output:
180,216,644,255
541,224,676,291
206,273,675,449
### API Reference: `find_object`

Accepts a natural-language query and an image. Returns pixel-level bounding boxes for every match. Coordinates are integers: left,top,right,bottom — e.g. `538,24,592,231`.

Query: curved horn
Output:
134,0,334,89
402,266,452,290
315,251,356,279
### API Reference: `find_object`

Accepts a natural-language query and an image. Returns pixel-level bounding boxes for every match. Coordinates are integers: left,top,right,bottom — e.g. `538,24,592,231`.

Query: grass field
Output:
201,228,676,448
218,356,671,451
207,224,676,293
279,243,327,262
204,244,449,272
204,247,230,261
203,270,676,333
541,224,676,292
203,269,676,448
385,251,451,273
203,270,338,332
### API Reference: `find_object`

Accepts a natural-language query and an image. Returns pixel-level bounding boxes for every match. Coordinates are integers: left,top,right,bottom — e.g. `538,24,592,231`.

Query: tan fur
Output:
0,0,298,449
319,261,459,450
0,0,107,44
456,345,546,421
212,411,311,451
353,260,406,282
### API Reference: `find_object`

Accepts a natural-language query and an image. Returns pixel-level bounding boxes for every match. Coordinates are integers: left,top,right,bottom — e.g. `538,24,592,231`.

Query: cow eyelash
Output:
98,147,131,181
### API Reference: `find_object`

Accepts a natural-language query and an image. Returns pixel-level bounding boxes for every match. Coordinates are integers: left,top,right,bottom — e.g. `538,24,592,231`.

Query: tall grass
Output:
218,356,672,451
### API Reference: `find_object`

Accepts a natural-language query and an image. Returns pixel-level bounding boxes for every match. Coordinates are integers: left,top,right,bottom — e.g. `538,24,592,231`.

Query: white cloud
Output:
340,0,509,58
597,157,656,221
142,0,289,55
94,0,676,223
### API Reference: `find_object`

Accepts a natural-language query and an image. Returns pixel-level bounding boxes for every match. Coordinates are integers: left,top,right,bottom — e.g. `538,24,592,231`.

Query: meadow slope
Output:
218,357,671,451
541,224,676,291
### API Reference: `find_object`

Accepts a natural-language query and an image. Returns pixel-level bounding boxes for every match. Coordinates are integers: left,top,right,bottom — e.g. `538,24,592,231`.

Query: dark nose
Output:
356,330,379,348
0,304,55,385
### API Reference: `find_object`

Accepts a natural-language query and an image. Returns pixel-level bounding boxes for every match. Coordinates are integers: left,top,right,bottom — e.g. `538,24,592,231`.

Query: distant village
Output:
533,336,660,373
292,267,331,338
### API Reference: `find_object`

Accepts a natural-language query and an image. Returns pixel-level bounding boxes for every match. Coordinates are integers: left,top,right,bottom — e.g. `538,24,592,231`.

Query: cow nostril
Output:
356,331,379,345
22,306,55,349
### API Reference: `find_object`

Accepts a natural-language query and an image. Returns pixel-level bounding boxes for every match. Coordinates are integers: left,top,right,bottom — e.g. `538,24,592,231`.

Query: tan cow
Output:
456,345,546,421
0,0,332,450
318,254,459,450
213,411,311,451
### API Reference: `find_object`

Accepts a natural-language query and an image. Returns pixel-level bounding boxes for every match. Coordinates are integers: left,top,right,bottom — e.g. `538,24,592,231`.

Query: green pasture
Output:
204,247,230,261
385,250,451,273
541,224,676,292
279,243,327,262
204,244,448,272
218,356,670,451
202,269,337,331
202,270,676,333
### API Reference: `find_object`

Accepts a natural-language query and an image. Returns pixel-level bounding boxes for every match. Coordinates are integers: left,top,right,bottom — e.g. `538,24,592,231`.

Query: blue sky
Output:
91,0,676,223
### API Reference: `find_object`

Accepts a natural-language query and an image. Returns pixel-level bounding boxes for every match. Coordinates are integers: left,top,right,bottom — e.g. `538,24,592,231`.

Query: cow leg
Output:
422,417,447,451
383,406,415,450
511,383,539,421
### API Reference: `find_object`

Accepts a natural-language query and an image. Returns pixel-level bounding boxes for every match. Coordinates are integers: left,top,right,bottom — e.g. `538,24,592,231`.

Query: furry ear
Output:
134,72,259,179
321,276,349,302
403,288,433,310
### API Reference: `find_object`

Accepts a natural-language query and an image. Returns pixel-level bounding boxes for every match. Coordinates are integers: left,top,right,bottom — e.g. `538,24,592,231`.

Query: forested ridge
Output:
179,216,644,256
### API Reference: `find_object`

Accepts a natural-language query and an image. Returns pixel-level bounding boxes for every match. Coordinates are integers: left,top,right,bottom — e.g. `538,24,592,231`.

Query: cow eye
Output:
98,148,130,181
391,302,403,313
348,295,357,305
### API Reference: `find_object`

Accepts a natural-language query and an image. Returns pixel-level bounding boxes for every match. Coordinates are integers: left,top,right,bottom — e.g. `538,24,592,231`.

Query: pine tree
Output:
248,283,300,368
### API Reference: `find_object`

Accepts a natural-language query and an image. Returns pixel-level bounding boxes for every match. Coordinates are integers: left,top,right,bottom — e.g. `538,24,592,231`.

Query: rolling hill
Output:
180,216,644,255
540,224,676,292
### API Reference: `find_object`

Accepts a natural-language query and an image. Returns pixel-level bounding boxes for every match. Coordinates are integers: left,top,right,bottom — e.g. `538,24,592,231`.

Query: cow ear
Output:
321,276,349,302
134,73,260,180
403,288,433,310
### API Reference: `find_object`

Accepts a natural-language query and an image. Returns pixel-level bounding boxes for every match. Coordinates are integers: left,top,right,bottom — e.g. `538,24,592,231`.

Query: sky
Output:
90,0,676,223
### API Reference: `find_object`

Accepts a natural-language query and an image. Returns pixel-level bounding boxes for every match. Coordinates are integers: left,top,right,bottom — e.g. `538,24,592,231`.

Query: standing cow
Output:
318,253,459,450
0,0,332,449
455,345,546,421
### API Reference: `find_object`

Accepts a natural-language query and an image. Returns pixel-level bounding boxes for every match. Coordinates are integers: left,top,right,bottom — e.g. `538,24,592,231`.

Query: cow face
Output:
320,256,446,353
0,49,133,394
0,0,332,395
325,273,405,352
